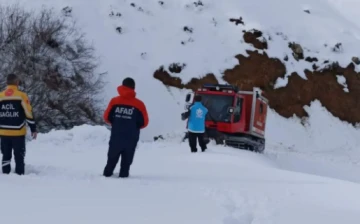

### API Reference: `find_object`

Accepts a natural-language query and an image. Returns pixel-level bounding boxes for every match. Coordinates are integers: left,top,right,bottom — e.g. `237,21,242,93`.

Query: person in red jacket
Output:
103,77,149,178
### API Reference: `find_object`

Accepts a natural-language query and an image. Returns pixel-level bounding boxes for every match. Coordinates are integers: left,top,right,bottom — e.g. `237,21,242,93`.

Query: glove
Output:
181,111,190,120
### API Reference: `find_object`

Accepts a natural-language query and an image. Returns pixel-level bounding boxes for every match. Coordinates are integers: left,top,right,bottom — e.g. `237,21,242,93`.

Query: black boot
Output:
103,168,113,177
119,170,129,178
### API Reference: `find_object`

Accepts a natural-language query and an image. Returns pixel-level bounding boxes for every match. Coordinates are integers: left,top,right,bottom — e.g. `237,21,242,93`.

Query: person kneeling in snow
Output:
103,77,149,178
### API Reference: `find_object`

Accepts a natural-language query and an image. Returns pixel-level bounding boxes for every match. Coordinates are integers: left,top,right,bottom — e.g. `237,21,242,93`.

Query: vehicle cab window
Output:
233,97,242,123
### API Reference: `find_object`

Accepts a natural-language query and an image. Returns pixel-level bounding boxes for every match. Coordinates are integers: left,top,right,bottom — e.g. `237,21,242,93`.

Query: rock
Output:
140,52,147,59
305,57,318,63
154,135,164,141
288,42,304,60
169,63,186,73
229,17,244,26
115,27,122,34
194,1,203,7
332,43,343,53
183,26,193,33
109,11,121,17
352,57,360,65
322,62,340,71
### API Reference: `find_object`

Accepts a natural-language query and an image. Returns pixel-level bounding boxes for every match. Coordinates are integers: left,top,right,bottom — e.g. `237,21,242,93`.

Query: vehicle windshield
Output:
197,93,234,122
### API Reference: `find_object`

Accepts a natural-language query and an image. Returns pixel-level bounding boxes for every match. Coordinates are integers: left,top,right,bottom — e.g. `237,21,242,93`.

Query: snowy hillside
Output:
4,0,360,139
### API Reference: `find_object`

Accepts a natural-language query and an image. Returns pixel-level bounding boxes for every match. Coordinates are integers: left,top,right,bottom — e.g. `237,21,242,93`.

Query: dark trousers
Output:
188,131,207,152
0,136,26,175
103,145,136,178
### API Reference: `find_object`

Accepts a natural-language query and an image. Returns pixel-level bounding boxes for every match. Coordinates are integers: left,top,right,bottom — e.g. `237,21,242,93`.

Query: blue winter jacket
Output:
187,102,208,133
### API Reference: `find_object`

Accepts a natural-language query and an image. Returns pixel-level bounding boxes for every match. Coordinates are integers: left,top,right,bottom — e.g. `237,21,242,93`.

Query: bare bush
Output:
0,4,106,132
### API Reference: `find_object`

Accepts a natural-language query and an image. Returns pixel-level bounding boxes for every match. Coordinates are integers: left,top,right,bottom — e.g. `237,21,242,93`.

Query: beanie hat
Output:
122,77,135,89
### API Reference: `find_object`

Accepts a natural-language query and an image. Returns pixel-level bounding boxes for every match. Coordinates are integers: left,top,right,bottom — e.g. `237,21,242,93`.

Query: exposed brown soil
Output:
153,29,360,125
154,66,218,90
243,30,267,50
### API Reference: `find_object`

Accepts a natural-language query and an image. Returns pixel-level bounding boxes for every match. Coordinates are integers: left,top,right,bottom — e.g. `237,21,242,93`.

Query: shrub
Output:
0,4,106,132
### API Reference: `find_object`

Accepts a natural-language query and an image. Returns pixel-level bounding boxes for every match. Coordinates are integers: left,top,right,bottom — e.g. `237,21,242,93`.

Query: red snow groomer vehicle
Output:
184,84,268,153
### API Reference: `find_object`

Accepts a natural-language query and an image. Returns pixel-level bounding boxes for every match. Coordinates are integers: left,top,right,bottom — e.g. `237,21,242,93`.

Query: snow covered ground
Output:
0,124,360,224
1,101,360,224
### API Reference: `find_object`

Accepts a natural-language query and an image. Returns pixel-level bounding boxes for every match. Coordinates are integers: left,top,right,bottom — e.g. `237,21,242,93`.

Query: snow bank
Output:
1,124,360,224
266,100,360,154
265,100,360,183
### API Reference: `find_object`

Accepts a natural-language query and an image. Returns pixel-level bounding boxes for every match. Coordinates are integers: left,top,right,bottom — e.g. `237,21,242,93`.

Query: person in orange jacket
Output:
103,77,149,178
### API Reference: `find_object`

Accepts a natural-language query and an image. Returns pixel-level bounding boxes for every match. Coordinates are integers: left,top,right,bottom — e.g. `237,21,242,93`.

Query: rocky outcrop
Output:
153,29,360,125
289,42,304,60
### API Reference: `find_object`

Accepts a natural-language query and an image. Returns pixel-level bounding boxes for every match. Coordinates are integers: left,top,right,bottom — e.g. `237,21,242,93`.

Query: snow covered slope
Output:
0,125,359,224
5,0,360,139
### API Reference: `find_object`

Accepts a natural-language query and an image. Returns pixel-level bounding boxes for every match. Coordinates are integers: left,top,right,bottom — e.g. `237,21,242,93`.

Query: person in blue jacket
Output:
186,95,208,153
